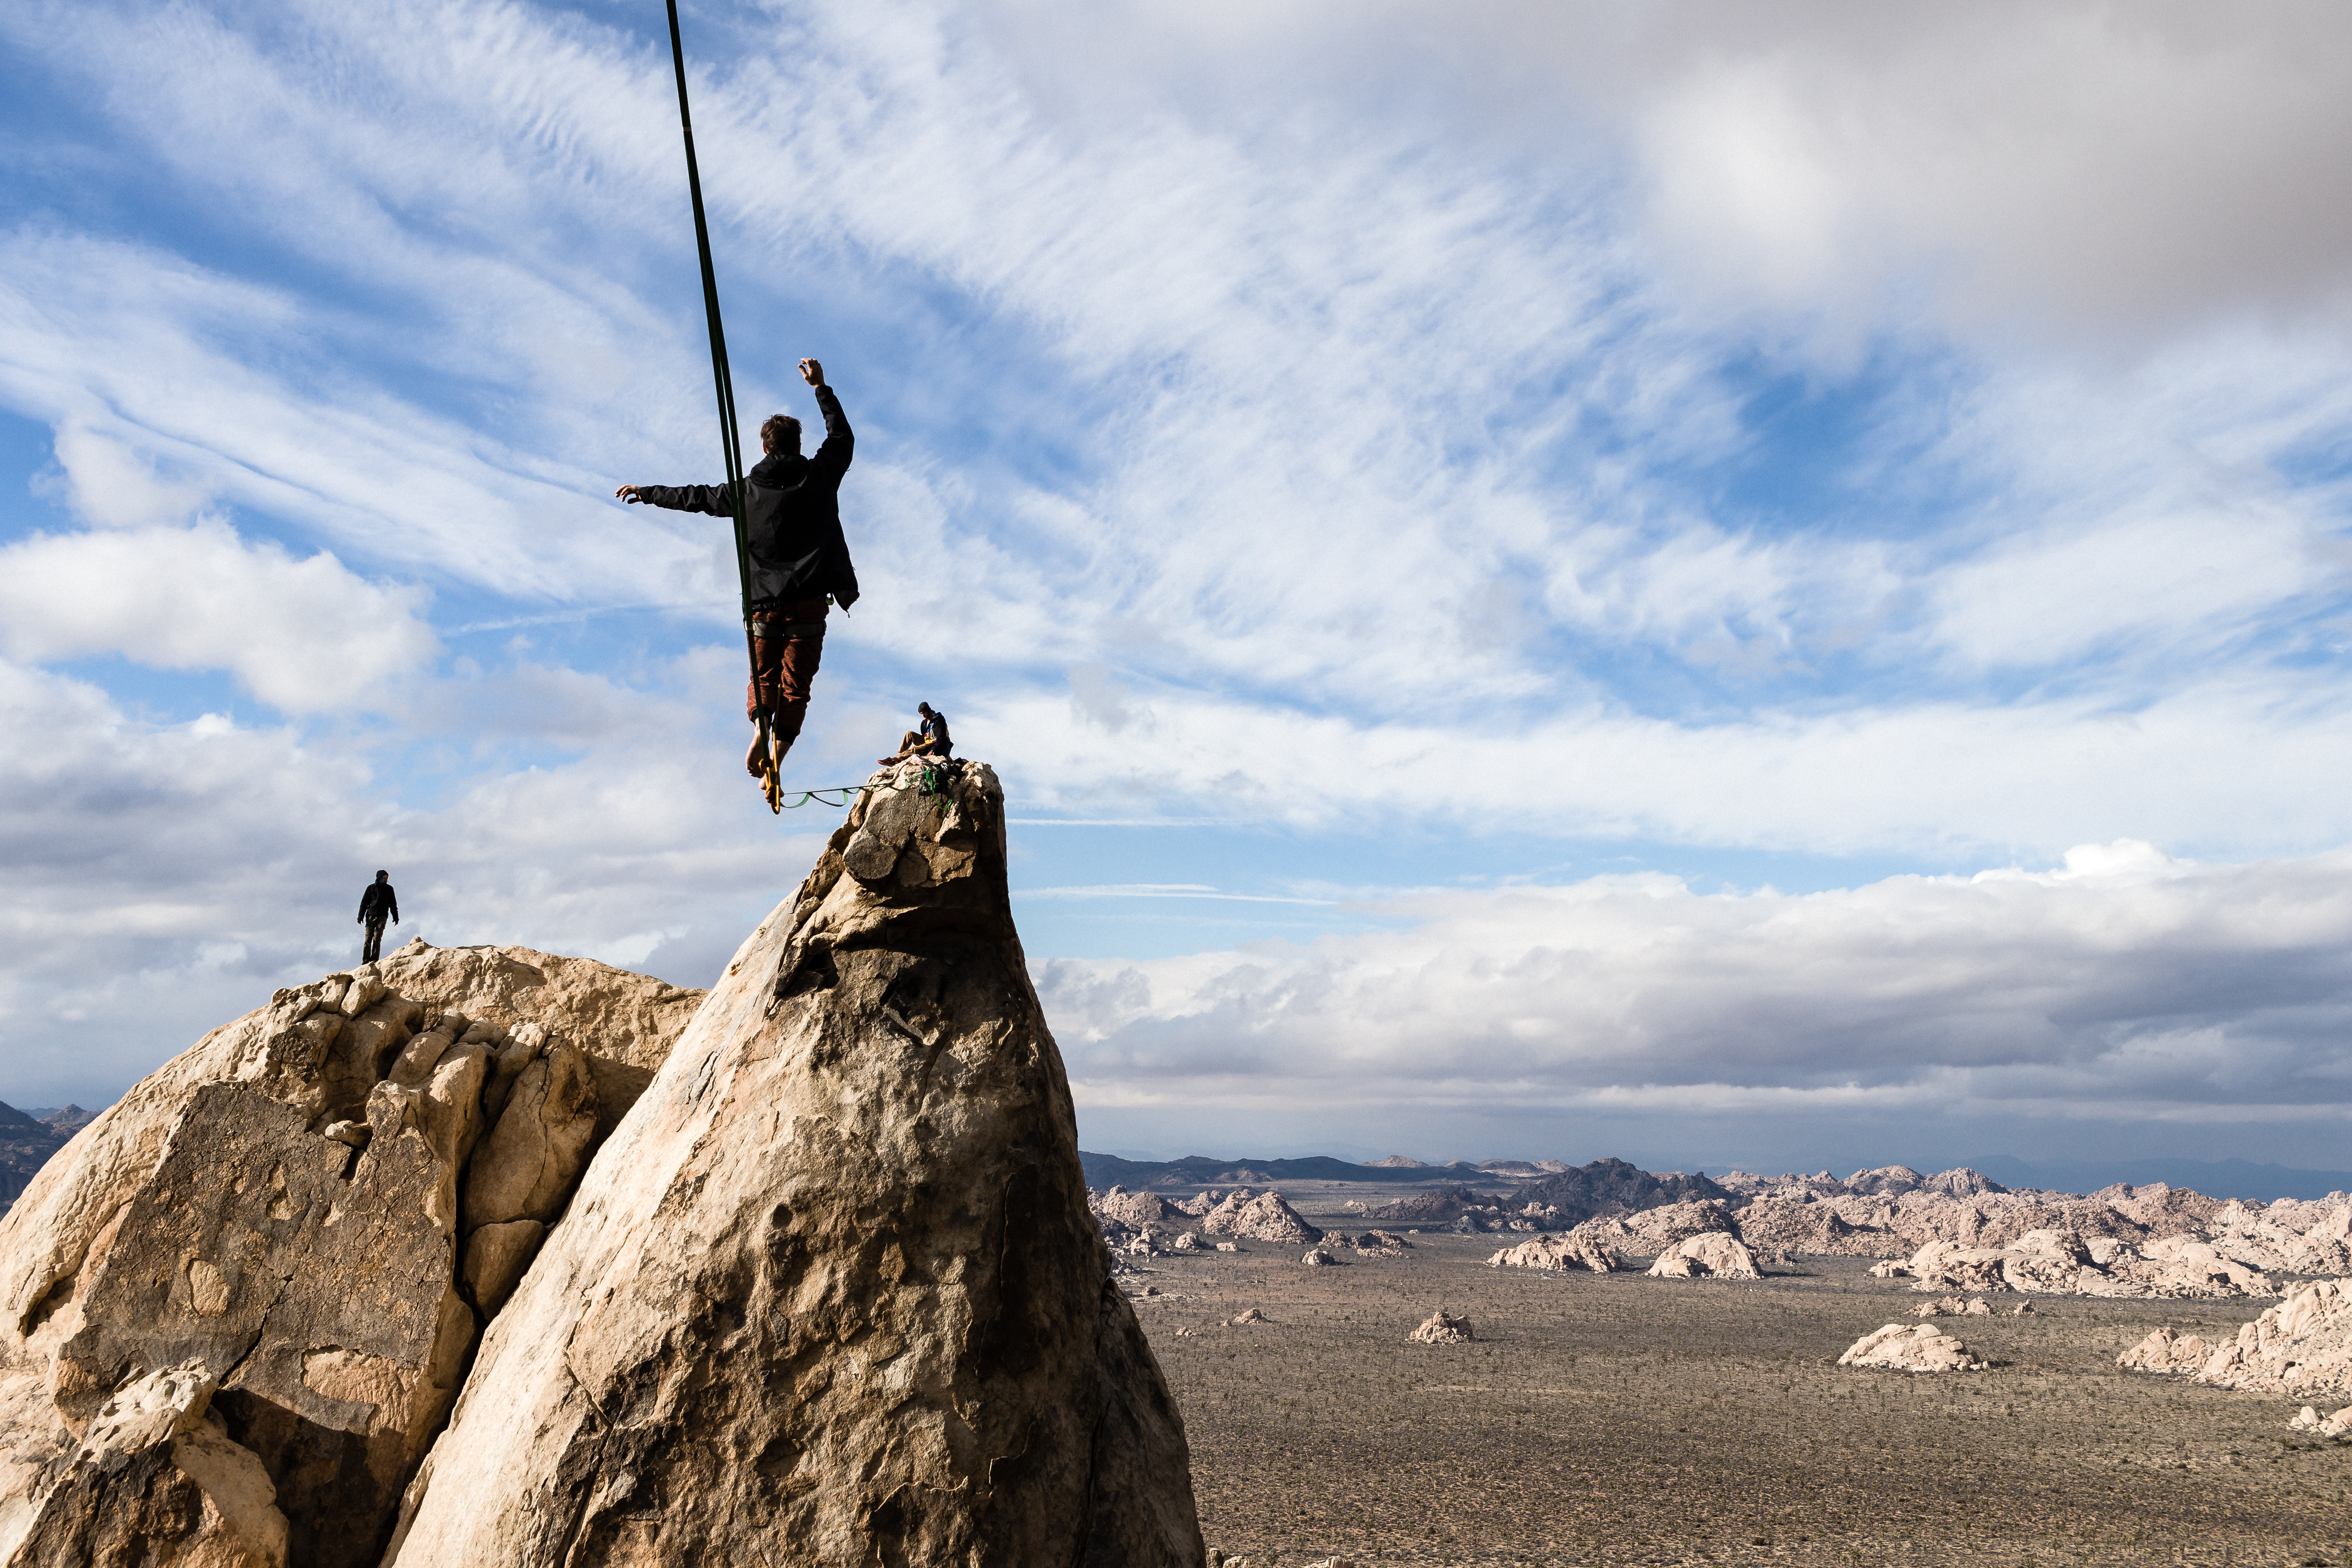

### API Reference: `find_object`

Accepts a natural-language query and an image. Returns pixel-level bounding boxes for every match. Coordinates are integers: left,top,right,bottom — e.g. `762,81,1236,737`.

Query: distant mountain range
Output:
1080,1148,2352,1203
1078,1151,1511,1187
0,1102,93,1214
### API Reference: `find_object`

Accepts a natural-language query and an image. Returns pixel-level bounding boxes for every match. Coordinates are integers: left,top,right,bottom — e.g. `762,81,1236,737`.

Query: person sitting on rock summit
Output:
879,702,951,766
357,869,398,964
615,357,858,779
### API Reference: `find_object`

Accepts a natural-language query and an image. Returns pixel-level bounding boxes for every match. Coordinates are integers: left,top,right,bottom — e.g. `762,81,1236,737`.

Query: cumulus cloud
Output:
0,515,437,711
1037,842,2352,1135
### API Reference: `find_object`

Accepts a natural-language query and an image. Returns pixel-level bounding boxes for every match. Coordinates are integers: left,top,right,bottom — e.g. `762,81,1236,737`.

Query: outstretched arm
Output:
614,481,735,515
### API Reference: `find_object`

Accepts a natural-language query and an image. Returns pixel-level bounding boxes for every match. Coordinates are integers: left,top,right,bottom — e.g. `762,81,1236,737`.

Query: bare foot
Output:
746,735,768,778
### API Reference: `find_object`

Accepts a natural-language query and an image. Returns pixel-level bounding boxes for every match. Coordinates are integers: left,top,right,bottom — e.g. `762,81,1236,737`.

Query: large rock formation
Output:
1196,1188,1322,1244
1408,1310,1473,1345
381,757,1205,1566
1892,1230,2278,1299
1488,1233,1623,1274
1700,1169,2350,1291
1509,1158,1730,1225
0,943,702,1568
2120,1278,2352,1398
1837,1324,1986,1373
1644,1232,1763,1280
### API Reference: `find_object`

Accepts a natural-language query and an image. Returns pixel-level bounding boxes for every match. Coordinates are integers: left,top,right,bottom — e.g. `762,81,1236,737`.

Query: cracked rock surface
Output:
0,944,701,1568
383,757,1205,1568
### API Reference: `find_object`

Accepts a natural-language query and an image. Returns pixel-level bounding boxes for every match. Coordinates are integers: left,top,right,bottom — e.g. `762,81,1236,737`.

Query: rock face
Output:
0,944,703,1568
2121,1278,2352,1399
1837,1324,1987,1373
1408,1310,1473,1345
380,758,1205,1567
4,1359,291,1567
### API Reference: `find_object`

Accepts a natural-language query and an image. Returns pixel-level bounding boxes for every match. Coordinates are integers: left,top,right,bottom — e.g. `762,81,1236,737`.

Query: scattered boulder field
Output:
1085,1158,2350,1301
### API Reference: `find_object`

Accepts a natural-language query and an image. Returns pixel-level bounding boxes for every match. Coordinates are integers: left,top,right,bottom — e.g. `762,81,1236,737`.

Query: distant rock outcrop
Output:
1489,1232,1623,1274
1896,1229,2278,1299
381,758,1205,1567
0,941,703,1568
1408,1310,1473,1345
1092,1184,1183,1227
2288,1403,2352,1437
1644,1232,1762,1279
1197,1188,1323,1244
1361,1185,1491,1225
1735,1197,1896,1257
1838,1323,1987,1373
2122,1278,2352,1399
1620,1200,1740,1251
1510,1158,1731,1227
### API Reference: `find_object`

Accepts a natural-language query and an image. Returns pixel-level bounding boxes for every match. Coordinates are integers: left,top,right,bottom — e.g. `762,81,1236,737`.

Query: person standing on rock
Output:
615,358,858,780
357,870,399,964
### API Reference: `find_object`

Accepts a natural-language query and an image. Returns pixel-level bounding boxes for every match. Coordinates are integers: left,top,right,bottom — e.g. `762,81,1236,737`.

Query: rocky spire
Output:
382,756,1204,1565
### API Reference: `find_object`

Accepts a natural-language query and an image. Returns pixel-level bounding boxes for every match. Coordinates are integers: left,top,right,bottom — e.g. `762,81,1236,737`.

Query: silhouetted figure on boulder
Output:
358,870,398,963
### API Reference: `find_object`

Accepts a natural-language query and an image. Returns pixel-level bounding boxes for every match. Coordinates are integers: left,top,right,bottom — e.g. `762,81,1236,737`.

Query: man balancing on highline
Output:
615,358,857,779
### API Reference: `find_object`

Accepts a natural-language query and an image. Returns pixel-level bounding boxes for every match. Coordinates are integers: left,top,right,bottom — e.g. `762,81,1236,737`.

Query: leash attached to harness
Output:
661,0,782,813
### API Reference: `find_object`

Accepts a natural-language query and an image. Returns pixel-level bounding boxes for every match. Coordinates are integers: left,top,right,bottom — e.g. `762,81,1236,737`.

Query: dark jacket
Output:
359,882,399,924
634,386,858,609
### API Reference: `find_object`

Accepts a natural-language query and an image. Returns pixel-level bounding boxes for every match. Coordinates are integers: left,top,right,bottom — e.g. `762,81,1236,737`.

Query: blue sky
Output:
4,0,2352,1174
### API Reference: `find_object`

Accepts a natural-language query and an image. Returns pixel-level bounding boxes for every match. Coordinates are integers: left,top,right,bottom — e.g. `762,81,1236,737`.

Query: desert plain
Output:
1128,1192,2352,1568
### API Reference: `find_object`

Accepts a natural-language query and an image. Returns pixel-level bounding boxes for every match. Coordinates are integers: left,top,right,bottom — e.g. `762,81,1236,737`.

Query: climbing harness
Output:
662,0,782,813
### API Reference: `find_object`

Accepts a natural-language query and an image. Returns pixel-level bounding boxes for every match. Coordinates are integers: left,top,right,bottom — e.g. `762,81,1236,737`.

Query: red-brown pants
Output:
747,596,828,743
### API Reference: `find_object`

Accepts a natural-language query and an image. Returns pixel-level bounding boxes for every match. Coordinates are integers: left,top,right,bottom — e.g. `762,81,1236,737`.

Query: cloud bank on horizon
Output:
1,0,2348,1168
